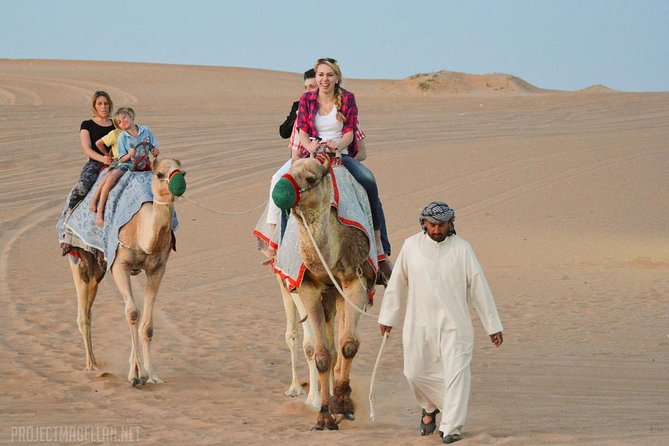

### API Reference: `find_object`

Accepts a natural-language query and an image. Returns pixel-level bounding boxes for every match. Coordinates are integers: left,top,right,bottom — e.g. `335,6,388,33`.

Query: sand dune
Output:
1,59,668,445
392,70,548,95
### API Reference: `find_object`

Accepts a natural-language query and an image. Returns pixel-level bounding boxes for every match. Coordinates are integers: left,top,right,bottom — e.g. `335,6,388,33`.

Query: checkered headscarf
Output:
420,201,455,224
420,201,456,236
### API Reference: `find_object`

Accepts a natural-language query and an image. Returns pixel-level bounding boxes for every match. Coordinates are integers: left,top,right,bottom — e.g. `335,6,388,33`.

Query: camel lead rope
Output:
369,332,389,421
182,195,268,216
296,208,375,319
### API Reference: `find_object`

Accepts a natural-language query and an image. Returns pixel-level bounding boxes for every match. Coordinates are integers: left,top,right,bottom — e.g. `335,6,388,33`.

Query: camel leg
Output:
329,278,366,420
276,275,303,397
111,264,145,385
326,297,337,397
300,282,338,431
289,289,320,410
69,254,103,371
334,296,345,376
139,267,166,384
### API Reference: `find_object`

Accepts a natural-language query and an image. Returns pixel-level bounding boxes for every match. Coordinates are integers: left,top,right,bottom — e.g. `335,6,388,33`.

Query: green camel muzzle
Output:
272,174,301,210
168,169,187,196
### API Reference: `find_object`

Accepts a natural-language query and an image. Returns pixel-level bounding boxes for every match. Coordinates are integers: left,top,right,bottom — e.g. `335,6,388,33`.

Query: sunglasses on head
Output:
317,58,337,64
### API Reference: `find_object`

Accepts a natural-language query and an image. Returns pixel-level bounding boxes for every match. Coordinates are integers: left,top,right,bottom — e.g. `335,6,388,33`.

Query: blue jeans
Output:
342,156,391,255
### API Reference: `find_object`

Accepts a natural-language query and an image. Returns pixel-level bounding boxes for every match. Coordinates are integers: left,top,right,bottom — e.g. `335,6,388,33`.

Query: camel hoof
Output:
312,421,339,431
314,410,339,431
343,413,355,421
130,378,142,387
139,376,147,386
285,387,304,397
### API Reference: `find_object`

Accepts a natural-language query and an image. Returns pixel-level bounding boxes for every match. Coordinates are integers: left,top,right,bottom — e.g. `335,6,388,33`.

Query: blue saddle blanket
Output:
56,168,179,271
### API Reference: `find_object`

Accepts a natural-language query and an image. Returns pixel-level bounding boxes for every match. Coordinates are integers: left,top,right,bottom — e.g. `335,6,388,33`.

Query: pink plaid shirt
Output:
289,110,365,158
296,88,361,157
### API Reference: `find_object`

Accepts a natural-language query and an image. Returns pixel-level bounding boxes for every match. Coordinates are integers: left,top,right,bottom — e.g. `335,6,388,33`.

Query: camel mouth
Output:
272,175,300,209
168,171,187,196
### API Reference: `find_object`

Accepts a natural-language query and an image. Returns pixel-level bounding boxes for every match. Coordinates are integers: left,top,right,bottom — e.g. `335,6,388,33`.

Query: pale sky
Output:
1,0,667,92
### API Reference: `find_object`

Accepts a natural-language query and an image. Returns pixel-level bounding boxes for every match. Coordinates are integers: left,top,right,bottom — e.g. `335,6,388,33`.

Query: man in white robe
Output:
378,201,503,444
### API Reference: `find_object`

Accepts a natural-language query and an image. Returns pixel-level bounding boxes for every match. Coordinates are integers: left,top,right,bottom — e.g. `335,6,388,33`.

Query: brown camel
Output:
273,156,376,430
66,158,185,386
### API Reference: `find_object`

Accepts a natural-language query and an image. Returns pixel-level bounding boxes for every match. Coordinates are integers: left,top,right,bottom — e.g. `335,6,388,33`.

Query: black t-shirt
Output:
80,119,115,160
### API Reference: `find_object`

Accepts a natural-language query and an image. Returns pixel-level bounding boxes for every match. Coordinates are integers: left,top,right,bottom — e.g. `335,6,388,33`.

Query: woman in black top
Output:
67,91,115,210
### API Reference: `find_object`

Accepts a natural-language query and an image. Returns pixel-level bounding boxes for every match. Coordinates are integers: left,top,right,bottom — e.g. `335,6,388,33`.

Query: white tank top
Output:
315,107,344,143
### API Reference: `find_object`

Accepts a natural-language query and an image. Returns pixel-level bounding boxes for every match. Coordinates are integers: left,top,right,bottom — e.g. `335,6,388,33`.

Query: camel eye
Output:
306,176,317,185
157,172,165,179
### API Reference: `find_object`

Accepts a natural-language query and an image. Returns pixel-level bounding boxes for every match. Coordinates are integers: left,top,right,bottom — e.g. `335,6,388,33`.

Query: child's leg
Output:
88,174,109,212
96,170,124,226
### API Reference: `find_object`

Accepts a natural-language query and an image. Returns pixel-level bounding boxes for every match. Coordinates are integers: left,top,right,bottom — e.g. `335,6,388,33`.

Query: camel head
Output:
152,158,186,203
272,156,331,211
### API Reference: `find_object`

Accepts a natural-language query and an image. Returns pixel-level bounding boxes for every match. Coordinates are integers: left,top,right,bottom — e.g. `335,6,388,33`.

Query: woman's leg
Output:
342,156,391,255
267,159,293,226
68,160,104,210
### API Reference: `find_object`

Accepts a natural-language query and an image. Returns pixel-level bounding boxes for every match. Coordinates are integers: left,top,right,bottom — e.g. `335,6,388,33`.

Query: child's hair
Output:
114,106,136,122
91,91,113,118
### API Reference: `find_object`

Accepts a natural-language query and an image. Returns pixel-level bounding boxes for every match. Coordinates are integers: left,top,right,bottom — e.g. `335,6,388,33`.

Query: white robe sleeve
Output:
467,247,503,335
377,239,410,328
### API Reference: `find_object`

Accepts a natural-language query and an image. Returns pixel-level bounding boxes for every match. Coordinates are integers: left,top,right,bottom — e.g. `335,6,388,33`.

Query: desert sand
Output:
1,59,668,445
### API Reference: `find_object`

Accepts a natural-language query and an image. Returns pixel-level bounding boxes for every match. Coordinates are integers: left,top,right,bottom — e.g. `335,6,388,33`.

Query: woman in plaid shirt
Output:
297,58,393,283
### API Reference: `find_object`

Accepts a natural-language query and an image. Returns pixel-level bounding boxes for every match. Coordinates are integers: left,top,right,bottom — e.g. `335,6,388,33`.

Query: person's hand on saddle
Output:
149,146,160,164
308,139,340,160
320,139,341,159
101,154,113,166
307,138,322,157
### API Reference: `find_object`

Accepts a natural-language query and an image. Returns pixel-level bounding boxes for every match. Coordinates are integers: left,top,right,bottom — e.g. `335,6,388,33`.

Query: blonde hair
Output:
315,58,345,122
90,91,113,118
114,106,136,122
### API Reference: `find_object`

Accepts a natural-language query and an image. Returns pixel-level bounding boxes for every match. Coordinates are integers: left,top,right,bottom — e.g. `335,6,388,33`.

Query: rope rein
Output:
296,208,376,320
182,195,268,216
368,332,388,421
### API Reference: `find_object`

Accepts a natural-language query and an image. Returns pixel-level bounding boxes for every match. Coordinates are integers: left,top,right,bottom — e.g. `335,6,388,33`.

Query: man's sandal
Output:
420,408,439,436
443,433,462,444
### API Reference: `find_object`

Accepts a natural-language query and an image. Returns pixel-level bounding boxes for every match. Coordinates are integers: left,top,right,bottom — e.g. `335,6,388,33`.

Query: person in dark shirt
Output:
67,91,115,211
279,69,317,140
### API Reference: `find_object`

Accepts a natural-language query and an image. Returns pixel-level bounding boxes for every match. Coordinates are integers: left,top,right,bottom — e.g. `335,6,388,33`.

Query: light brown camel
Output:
67,158,185,386
273,156,376,430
